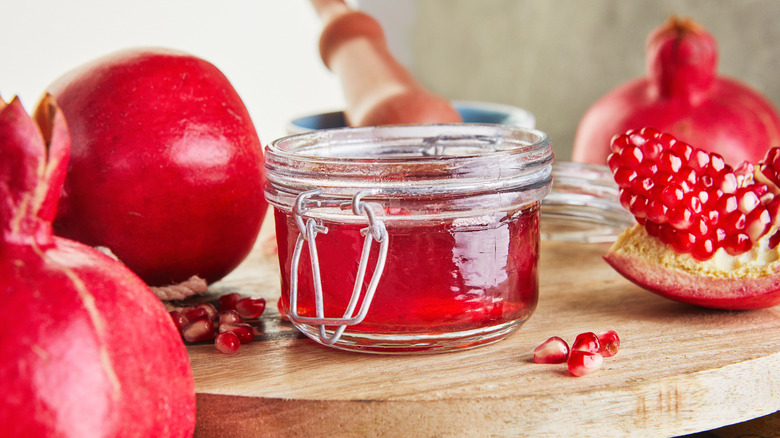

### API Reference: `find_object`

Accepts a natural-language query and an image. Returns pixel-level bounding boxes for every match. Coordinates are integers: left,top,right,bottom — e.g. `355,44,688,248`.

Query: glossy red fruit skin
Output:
0,97,195,437
45,47,268,286
573,17,780,166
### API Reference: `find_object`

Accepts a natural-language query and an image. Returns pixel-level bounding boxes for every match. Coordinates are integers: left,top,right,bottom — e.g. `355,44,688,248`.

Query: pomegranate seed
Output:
608,153,622,172
667,206,694,230
746,207,771,241
629,195,649,218
235,297,266,319
631,176,655,197
661,185,685,207
218,292,242,311
720,211,746,233
195,303,218,321
639,127,662,138
770,231,780,249
672,230,695,253
658,150,683,173
567,350,604,377
766,198,780,227
709,153,726,173
168,311,188,332
691,237,716,261
737,188,761,214
533,336,570,364
640,139,663,161
723,233,751,256
219,322,255,344
646,201,668,224
678,166,697,186
620,145,643,168
219,310,243,325
716,171,738,194
689,216,710,237
614,167,637,188
182,316,216,342
571,332,600,353
610,133,631,153
670,141,692,161
596,331,620,357
215,332,241,354
683,192,703,214
182,306,209,322
645,220,662,237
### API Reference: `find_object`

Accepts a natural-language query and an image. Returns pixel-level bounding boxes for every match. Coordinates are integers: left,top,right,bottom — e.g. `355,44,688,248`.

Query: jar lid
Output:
265,124,554,220
541,161,635,243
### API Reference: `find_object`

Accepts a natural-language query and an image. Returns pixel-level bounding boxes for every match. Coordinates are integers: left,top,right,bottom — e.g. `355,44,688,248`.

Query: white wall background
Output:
0,0,346,145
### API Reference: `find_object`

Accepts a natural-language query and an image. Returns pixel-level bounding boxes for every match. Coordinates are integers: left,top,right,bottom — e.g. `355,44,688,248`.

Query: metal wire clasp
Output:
288,188,389,345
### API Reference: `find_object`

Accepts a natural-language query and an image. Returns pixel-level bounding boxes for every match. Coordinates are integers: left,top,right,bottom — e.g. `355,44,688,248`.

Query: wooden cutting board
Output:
189,219,780,437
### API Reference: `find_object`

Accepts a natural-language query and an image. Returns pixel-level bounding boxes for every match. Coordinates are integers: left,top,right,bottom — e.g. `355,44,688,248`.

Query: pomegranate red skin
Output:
604,249,780,310
573,17,780,166
0,97,195,437
0,239,197,437
46,47,267,286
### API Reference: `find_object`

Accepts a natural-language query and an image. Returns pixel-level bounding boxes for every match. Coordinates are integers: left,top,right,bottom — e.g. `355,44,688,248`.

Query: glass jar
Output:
264,124,553,353
541,161,635,243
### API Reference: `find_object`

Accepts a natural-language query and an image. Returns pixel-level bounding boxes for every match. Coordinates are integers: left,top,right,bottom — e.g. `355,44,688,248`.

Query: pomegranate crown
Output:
0,95,70,245
645,16,718,100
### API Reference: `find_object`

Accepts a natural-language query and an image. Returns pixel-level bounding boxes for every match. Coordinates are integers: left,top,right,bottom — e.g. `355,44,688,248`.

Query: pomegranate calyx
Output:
646,16,717,101
0,95,69,245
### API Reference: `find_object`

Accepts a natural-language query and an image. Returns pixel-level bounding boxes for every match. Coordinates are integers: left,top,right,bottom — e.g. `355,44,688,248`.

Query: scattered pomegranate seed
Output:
182,306,209,322
533,331,620,377
235,297,266,319
567,350,604,377
219,310,243,326
195,303,219,321
597,330,621,357
181,316,216,343
168,310,188,332
218,292,242,312
571,332,600,353
218,322,255,344
215,332,241,354
175,293,267,353
533,336,569,364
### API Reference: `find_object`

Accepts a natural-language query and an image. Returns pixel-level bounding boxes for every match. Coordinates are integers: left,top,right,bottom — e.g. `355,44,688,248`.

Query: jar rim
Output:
264,124,554,214
266,123,551,162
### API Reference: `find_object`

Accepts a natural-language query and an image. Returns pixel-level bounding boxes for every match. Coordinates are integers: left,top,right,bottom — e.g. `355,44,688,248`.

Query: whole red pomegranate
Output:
46,47,267,286
0,96,195,436
573,17,780,166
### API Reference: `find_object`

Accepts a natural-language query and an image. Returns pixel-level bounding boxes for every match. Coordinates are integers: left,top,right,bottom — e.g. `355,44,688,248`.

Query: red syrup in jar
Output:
274,204,539,336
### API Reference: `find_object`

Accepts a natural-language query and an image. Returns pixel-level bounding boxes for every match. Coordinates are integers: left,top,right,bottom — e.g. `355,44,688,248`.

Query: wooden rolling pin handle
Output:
316,6,462,126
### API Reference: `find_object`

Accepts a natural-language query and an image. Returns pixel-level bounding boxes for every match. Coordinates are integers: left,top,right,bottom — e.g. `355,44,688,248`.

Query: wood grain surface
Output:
189,218,780,437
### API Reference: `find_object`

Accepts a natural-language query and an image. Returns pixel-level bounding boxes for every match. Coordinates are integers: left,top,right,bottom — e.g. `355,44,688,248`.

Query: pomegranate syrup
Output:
274,205,540,336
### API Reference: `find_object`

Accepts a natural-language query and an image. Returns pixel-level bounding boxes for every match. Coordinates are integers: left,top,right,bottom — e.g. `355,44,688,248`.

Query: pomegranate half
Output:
45,47,267,286
0,96,195,436
573,17,780,167
604,127,780,310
